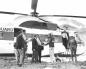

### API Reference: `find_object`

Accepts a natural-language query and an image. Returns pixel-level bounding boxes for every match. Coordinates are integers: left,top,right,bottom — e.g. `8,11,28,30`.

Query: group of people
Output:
14,29,55,67
61,29,83,62
31,33,55,63
13,28,82,67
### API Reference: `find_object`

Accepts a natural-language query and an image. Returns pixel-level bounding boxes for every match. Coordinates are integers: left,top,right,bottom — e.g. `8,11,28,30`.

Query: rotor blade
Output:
36,16,50,23
31,0,38,12
39,15,86,18
0,11,28,16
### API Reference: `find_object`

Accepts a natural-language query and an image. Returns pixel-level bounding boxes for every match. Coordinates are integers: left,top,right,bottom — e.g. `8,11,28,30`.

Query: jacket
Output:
15,34,25,49
32,38,38,50
48,37,54,47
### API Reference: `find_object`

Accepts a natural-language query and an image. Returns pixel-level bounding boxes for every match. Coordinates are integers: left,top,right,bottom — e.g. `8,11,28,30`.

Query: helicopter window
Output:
0,31,14,40
20,20,57,30
0,32,3,39
20,21,48,29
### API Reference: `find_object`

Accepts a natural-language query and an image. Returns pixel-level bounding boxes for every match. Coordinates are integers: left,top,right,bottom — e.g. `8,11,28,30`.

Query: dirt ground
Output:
0,57,86,69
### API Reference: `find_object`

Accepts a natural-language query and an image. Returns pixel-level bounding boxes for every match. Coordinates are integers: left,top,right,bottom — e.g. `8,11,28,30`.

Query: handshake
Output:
41,42,48,46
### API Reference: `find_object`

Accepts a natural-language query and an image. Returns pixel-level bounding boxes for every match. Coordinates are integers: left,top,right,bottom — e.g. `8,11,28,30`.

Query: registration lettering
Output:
0,27,14,32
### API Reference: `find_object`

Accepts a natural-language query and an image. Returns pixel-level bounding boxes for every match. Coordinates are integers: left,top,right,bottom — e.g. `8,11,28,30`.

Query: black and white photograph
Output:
0,0,86,69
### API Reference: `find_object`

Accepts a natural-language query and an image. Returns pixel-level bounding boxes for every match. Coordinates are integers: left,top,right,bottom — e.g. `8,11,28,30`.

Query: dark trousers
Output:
32,50,38,63
38,50,42,62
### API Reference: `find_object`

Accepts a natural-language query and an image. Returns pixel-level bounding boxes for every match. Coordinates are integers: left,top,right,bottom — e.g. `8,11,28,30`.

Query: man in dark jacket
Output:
31,35,38,63
36,35,44,63
69,36,77,62
14,30,27,67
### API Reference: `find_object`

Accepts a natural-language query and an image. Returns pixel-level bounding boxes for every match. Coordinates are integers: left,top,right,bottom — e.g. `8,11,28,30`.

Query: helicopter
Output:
0,0,86,59
0,0,61,56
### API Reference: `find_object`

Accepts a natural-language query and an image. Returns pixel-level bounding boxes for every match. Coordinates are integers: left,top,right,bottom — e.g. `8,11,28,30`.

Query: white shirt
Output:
36,37,41,45
14,37,17,43
22,33,27,41
62,32,68,39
